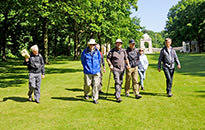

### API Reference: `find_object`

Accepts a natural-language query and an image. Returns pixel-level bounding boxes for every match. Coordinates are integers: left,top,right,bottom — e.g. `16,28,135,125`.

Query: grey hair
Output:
165,38,172,42
31,45,39,51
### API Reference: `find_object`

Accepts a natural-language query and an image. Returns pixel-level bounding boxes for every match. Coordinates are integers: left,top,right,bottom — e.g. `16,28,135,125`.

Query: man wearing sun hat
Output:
125,39,142,99
81,39,101,104
107,39,131,102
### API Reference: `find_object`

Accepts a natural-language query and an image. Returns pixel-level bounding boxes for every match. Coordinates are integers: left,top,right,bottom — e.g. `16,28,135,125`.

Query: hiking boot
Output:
84,95,89,100
99,90,104,94
116,98,122,103
125,93,130,97
93,100,98,104
35,100,40,104
135,95,142,99
28,96,32,102
168,92,173,97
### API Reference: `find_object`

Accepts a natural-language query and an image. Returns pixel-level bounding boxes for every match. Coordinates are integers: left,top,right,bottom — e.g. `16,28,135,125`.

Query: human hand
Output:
25,58,29,62
103,68,106,73
109,64,113,70
158,68,161,72
177,64,181,69
42,75,45,79
127,64,131,69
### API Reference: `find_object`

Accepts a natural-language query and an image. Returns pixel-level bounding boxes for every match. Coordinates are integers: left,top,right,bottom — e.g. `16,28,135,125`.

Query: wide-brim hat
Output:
88,39,97,44
115,39,123,44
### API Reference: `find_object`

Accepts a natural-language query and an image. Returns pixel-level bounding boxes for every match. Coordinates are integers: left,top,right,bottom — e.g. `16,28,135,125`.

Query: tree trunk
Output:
67,36,71,56
73,34,78,60
98,32,102,52
42,17,49,64
54,29,57,57
2,12,8,62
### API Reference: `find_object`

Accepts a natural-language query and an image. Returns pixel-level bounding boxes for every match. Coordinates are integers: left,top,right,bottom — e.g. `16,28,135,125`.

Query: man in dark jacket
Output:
107,39,131,102
158,38,181,97
125,39,141,99
24,45,45,103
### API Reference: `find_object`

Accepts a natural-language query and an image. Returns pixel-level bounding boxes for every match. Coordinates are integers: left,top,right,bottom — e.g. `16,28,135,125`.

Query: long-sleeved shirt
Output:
158,46,180,69
23,53,45,75
138,54,148,71
81,47,101,74
126,47,139,68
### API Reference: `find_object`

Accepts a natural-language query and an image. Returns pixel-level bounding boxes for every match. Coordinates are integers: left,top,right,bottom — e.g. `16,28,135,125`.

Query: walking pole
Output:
105,70,112,99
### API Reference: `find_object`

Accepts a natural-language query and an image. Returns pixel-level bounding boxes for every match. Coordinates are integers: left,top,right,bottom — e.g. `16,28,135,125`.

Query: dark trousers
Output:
113,70,125,99
163,67,175,93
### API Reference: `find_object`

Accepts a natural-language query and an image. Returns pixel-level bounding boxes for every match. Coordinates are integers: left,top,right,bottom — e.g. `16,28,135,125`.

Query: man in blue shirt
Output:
81,39,101,104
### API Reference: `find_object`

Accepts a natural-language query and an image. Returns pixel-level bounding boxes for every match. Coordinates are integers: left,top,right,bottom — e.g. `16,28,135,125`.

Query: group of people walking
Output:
23,38,180,104
81,38,149,104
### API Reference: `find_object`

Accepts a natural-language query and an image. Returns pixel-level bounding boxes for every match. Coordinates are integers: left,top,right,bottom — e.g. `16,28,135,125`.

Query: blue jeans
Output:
138,70,146,88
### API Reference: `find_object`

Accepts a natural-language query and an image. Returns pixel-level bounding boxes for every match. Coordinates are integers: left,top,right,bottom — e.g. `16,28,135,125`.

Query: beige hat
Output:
115,39,123,43
88,39,97,45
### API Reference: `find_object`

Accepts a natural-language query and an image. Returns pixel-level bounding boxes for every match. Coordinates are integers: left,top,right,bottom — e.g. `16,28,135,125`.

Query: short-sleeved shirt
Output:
107,47,128,72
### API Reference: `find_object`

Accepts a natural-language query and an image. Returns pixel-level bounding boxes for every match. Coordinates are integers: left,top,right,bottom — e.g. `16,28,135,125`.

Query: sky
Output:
131,0,181,32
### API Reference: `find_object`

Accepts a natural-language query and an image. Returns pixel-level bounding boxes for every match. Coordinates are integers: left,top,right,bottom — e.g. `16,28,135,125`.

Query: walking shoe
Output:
84,95,89,100
125,93,130,97
93,100,98,104
35,100,40,104
116,98,122,103
141,86,145,90
99,90,104,94
168,92,173,97
28,96,32,102
135,95,142,99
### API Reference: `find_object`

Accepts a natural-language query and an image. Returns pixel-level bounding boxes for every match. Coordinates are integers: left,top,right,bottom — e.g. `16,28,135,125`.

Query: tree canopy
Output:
165,0,205,52
0,0,142,62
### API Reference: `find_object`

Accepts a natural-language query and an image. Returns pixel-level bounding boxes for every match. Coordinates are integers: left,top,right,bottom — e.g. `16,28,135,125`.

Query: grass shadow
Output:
65,88,83,92
46,68,82,74
2,96,28,102
140,92,167,97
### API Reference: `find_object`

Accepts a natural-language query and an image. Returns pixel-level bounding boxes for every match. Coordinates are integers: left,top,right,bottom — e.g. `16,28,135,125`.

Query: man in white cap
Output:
81,39,101,104
23,45,45,103
107,39,131,102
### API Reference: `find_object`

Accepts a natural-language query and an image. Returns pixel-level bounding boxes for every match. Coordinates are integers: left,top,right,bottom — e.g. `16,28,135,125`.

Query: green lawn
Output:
0,53,205,130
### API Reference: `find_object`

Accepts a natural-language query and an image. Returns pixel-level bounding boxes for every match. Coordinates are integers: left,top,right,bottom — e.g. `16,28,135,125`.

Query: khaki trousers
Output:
125,67,140,95
84,73,100,100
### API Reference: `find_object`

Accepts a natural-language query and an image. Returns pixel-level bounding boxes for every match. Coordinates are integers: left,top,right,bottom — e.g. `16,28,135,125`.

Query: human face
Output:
32,49,38,55
139,50,144,55
115,42,122,50
165,39,172,48
89,44,96,51
129,43,135,49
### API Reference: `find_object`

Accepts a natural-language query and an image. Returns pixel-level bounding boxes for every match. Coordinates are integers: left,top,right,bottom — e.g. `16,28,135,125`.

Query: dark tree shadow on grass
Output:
46,68,82,74
2,97,28,102
195,90,205,98
0,58,28,88
65,88,83,92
